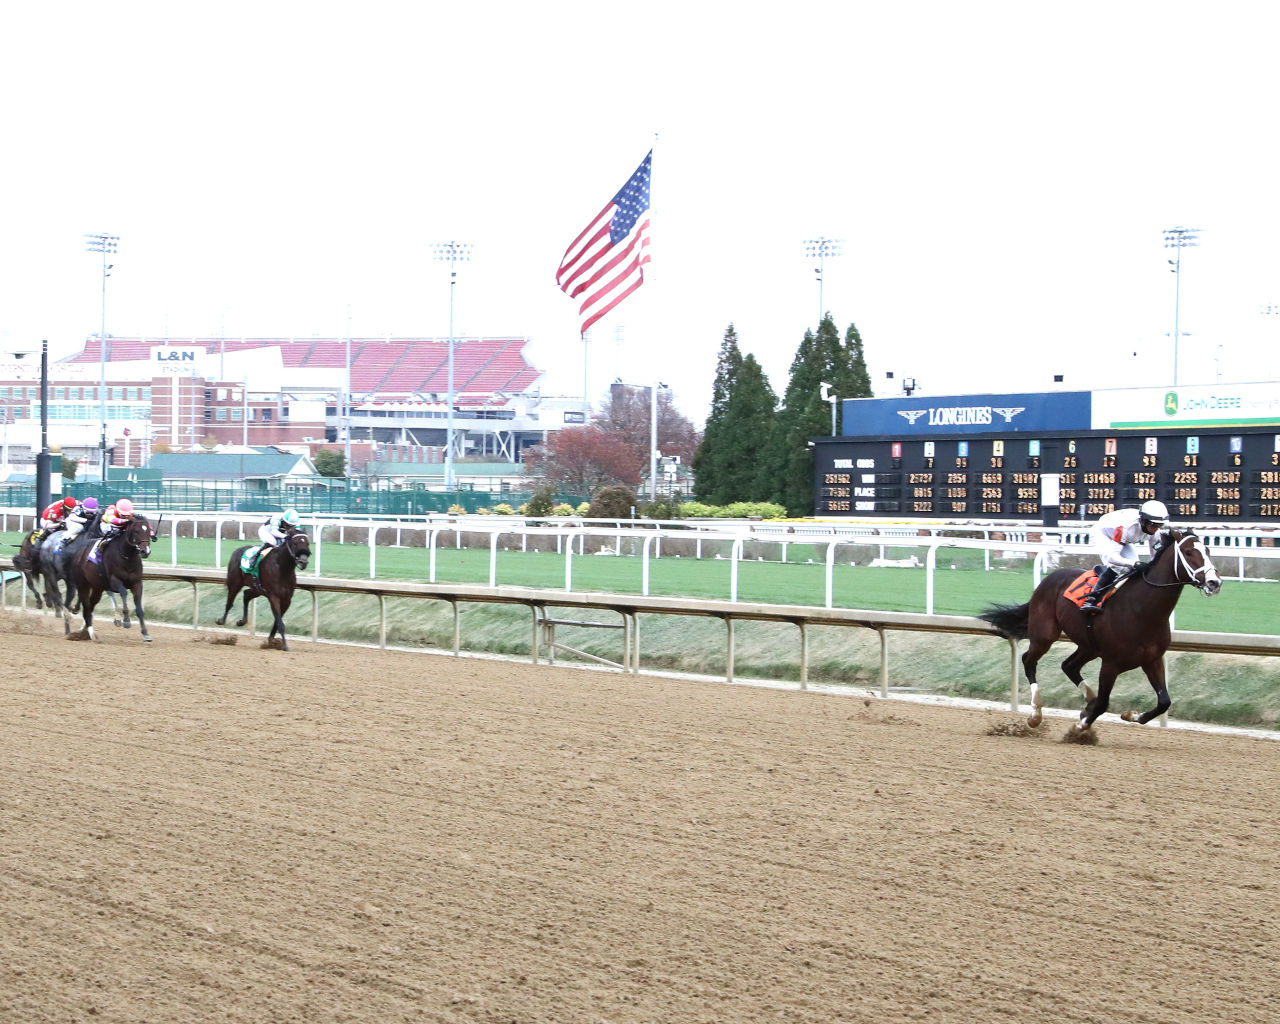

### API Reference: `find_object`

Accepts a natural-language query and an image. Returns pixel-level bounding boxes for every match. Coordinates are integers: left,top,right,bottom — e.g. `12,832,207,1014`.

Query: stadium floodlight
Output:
85,233,119,478
803,237,843,328
1163,227,1199,386
431,241,473,492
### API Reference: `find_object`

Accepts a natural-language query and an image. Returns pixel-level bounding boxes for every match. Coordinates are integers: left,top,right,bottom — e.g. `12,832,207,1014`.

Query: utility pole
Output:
85,232,119,479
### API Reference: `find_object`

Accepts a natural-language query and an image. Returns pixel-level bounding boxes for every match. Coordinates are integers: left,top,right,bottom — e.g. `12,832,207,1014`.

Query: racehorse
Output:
216,530,311,651
41,513,104,630
36,525,85,622
71,515,155,642
979,529,1222,730
12,526,54,611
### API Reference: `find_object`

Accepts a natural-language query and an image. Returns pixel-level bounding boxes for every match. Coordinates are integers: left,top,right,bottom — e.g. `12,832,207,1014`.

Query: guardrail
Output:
5,561,1279,720
6,510,1280,636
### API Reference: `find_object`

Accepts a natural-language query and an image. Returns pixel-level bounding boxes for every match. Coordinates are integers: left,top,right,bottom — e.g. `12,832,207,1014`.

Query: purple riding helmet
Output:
81,497,99,512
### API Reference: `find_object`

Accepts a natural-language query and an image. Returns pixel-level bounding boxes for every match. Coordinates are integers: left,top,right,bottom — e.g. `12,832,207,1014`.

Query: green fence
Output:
0,482,587,516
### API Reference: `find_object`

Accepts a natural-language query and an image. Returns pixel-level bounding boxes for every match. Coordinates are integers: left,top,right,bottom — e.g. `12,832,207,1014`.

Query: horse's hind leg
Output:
23,571,45,611
216,576,243,626
1079,663,1121,729
1061,647,1099,705
1122,659,1170,725
1020,636,1054,727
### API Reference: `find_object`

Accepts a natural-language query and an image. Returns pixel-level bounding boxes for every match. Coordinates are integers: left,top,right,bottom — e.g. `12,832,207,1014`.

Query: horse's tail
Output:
13,554,31,572
978,602,1030,640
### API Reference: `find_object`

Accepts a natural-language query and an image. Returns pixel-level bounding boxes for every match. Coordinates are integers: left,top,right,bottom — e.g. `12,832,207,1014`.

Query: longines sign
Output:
844,391,1091,436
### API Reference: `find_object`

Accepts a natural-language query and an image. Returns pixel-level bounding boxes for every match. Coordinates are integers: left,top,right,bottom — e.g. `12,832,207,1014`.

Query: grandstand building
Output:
1,337,586,480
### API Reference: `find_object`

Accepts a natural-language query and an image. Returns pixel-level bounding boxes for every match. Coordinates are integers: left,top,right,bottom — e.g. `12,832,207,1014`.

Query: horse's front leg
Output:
266,595,288,651
131,582,151,643
78,585,99,641
1122,659,1170,725
109,580,131,628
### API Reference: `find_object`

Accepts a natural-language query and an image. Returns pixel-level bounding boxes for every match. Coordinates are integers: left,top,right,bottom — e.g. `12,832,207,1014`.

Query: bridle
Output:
1143,532,1219,591
119,518,152,558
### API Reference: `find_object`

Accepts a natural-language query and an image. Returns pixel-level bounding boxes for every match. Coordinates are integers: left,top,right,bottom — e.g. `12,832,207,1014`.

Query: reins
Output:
1139,534,1211,591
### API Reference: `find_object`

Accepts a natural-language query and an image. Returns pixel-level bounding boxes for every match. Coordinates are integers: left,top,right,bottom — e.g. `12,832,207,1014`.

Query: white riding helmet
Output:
1138,499,1169,528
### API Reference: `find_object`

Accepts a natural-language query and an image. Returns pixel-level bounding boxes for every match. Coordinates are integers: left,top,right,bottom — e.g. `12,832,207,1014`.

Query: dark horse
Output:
70,515,155,642
216,530,311,651
980,529,1222,730
41,512,106,631
37,523,89,624
13,526,55,610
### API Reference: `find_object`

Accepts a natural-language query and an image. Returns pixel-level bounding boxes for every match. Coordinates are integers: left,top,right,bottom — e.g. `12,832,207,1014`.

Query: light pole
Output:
431,241,472,492
85,233,118,479
804,237,843,328
1163,226,1199,386
344,310,352,485
614,378,668,501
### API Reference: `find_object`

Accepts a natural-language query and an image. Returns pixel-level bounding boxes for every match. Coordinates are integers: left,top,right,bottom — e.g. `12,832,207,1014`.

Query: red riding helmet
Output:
62,496,77,510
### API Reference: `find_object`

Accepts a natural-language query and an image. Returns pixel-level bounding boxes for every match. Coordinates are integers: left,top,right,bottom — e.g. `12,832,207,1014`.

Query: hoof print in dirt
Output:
986,719,1040,738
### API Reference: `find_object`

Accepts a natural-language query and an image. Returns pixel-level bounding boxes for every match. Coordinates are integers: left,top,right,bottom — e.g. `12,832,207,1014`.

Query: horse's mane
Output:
1133,528,1190,578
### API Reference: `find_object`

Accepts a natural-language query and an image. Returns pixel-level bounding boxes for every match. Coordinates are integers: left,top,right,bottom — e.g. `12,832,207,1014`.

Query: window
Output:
231,408,242,421
216,408,227,421
261,408,272,422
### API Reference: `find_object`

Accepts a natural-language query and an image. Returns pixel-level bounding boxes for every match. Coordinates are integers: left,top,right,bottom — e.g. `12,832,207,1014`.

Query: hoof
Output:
235,619,247,628
143,635,153,643
1026,710,1043,728
1121,710,1139,723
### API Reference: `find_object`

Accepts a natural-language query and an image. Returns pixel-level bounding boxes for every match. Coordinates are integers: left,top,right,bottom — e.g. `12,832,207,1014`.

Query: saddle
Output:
87,533,117,564
1063,568,1129,609
240,545,271,577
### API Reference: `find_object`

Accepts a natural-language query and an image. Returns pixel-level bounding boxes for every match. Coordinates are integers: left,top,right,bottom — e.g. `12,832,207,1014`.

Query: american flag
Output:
556,150,652,336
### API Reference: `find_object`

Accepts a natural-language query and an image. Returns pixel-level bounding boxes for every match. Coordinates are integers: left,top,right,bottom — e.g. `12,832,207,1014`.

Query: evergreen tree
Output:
693,325,780,505
692,325,743,501
714,353,778,505
839,322,873,407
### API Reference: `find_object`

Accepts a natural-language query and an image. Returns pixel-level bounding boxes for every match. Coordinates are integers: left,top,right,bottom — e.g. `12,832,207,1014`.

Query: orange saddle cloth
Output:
1063,569,1117,609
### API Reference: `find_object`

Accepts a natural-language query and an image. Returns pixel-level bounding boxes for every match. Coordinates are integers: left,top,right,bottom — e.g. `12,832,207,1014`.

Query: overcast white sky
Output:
3,2,1278,422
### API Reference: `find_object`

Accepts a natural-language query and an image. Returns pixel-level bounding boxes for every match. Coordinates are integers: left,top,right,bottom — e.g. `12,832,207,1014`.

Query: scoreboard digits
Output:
816,430,1280,520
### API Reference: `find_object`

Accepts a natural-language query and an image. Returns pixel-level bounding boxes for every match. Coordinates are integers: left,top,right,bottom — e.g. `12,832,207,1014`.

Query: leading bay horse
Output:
71,515,155,642
980,529,1222,730
216,530,311,651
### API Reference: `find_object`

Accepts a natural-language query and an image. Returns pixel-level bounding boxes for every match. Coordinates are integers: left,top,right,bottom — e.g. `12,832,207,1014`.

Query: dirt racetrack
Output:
2,612,1278,1024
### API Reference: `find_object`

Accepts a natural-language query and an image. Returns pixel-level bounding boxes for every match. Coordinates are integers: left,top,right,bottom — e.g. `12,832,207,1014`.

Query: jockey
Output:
91,498,136,560
34,496,77,540
1081,499,1169,613
252,508,300,567
65,496,100,539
